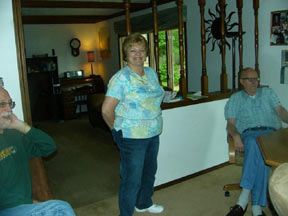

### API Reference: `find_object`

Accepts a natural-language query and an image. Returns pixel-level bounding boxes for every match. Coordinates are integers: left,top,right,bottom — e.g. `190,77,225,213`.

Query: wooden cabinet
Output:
26,57,60,122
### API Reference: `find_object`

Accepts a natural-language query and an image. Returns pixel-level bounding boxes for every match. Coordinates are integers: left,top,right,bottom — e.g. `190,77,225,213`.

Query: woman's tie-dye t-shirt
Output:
106,65,164,138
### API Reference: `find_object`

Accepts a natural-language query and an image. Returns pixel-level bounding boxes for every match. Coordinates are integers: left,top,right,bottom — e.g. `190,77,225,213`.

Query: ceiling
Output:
21,0,174,24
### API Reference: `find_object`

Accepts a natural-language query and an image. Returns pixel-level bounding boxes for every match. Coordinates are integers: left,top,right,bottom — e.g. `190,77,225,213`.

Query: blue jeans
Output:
240,129,275,206
0,200,75,216
112,129,159,216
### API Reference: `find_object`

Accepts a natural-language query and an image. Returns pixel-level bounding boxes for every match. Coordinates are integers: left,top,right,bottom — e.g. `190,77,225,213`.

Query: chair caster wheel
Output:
225,191,230,197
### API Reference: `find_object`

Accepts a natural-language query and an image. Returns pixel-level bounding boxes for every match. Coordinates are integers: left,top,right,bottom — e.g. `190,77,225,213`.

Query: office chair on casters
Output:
223,135,243,197
223,119,283,197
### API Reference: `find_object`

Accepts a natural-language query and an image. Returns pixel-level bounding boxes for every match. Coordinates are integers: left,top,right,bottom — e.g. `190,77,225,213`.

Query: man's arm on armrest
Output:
226,118,244,151
275,105,288,124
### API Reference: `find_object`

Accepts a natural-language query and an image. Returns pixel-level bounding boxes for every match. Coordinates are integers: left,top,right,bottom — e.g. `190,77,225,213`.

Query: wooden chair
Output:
74,85,92,115
30,157,53,201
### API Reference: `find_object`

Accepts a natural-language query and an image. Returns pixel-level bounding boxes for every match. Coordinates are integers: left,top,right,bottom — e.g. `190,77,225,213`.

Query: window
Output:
119,28,186,92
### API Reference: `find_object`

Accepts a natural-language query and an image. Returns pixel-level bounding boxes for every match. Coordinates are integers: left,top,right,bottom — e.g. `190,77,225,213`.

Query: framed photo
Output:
99,27,111,59
270,10,288,45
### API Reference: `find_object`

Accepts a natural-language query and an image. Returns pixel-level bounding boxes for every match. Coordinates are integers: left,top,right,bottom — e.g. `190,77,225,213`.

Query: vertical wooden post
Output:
219,0,227,93
198,0,208,95
152,0,161,83
236,0,243,89
167,31,174,88
125,0,131,35
176,0,187,97
253,0,260,74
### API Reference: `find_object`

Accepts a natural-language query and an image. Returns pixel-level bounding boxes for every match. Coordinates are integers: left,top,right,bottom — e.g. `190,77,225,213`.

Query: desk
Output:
60,76,105,120
257,128,288,167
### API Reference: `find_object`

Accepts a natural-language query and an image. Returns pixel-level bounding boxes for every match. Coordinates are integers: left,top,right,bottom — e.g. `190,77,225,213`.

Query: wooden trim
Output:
253,0,260,73
22,15,109,24
125,0,131,35
21,0,175,25
21,0,174,9
236,0,243,89
21,1,149,9
12,0,32,124
219,0,227,93
161,90,233,110
198,0,208,95
176,0,187,98
152,0,161,83
22,15,110,24
167,31,174,88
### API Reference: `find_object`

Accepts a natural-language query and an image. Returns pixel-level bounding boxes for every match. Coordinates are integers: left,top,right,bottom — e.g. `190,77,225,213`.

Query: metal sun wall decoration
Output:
205,3,239,53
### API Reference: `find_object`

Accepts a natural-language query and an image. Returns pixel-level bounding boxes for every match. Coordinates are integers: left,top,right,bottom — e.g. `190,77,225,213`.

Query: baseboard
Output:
155,162,230,191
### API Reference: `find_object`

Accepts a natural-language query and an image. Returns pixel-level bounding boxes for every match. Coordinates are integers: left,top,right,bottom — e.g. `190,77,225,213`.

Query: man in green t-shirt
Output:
0,87,75,216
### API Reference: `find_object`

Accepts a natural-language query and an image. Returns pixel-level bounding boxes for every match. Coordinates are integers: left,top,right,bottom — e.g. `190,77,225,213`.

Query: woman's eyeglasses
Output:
0,101,16,109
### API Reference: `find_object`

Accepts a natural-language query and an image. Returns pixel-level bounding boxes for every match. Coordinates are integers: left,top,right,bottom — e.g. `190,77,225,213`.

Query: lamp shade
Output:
87,51,95,62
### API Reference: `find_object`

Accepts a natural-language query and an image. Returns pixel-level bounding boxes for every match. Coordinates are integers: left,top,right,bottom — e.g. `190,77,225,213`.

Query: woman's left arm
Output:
102,96,120,130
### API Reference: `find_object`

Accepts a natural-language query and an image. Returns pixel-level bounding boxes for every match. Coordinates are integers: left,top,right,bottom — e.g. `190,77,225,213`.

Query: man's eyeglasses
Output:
0,101,16,109
241,77,260,82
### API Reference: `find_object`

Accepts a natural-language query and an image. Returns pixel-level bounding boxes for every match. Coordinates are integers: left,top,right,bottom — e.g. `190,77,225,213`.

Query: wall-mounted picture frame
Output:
270,10,288,45
99,27,111,59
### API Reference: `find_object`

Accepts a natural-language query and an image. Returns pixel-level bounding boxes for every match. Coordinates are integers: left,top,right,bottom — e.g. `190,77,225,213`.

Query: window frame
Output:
118,25,187,92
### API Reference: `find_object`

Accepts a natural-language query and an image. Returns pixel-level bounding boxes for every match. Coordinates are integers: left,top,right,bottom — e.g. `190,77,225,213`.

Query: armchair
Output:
30,157,52,201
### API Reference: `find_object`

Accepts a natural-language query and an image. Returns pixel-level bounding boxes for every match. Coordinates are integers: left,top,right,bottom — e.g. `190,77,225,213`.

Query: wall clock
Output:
70,38,81,57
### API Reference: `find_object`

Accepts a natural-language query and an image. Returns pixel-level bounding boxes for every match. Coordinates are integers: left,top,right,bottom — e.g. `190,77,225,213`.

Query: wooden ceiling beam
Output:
21,0,174,9
21,0,175,24
22,15,108,24
21,1,150,9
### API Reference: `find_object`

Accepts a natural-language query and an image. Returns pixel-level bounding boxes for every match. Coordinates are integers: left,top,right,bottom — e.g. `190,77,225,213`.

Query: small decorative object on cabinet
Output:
26,56,61,122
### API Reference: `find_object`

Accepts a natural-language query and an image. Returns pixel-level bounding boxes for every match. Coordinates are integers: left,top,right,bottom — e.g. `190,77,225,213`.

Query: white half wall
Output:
155,99,228,186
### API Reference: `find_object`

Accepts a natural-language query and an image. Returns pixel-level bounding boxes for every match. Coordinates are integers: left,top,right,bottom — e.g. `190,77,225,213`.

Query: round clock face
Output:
70,38,81,49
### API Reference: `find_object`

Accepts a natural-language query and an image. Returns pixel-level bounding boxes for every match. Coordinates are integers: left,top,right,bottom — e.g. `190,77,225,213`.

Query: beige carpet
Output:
35,116,120,209
74,164,274,216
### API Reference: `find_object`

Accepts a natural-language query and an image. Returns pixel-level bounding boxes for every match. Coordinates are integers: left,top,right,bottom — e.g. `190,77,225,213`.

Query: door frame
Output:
12,0,32,124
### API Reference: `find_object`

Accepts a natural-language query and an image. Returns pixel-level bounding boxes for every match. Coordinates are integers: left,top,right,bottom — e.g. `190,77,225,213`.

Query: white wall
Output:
24,22,121,85
259,1,288,111
24,24,98,78
0,1,24,120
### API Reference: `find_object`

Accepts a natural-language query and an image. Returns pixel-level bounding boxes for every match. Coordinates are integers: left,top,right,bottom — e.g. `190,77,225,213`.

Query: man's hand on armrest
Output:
227,118,244,152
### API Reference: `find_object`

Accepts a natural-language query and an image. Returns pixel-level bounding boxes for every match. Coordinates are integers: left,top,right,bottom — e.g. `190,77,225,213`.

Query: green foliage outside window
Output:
158,29,184,91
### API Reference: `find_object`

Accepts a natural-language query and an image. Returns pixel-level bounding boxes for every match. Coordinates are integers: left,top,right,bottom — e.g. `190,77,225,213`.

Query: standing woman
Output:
102,33,165,216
